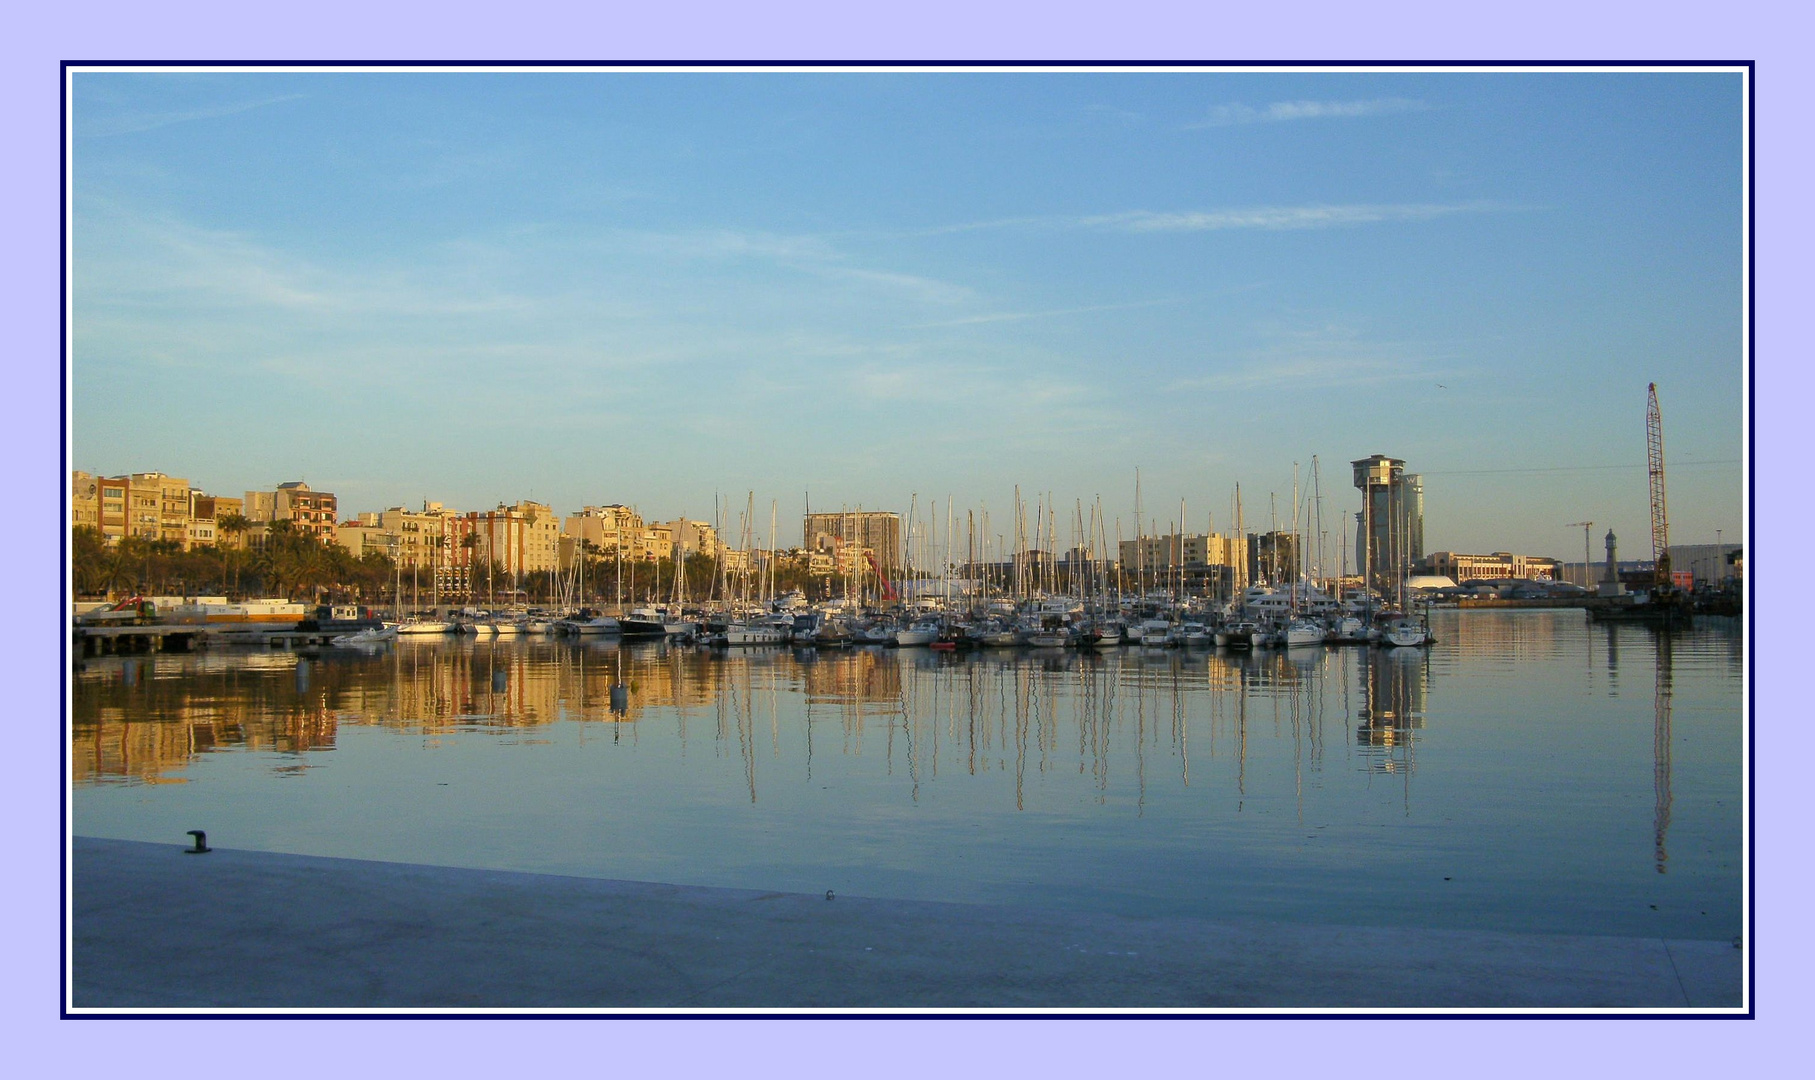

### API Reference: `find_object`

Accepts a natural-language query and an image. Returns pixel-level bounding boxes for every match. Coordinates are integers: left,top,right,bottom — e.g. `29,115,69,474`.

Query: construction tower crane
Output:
1646,383,1673,594
1565,521,1593,589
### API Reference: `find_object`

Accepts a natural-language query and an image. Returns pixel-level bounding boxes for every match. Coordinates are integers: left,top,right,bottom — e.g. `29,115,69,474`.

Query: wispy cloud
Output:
909,297,1182,329
78,93,306,137
1081,201,1502,232
1169,323,1461,393
917,200,1509,238
1186,98,1430,129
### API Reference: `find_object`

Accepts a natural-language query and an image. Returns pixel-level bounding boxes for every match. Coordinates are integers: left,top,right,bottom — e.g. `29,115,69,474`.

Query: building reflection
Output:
76,639,1436,801
1355,648,1428,778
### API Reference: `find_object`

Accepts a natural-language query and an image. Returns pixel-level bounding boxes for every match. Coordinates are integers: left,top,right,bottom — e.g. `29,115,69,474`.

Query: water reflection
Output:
70,610,1742,938
71,614,1730,816
1655,630,1674,875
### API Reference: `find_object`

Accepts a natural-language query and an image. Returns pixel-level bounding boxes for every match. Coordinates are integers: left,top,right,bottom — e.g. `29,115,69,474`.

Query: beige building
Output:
129,472,193,546
563,505,645,561
191,493,243,523
1422,551,1563,583
660,519,722,560
73,470,236,550
72,472,100,533
1118,532,1249,576
468,501,561,579
245,481,338,540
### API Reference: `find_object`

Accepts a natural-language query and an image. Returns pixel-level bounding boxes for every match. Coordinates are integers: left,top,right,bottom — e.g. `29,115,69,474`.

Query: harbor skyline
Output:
71,69,1745,567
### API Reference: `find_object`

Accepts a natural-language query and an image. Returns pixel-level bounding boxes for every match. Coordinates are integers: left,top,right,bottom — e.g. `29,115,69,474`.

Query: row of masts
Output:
525,454,1399,617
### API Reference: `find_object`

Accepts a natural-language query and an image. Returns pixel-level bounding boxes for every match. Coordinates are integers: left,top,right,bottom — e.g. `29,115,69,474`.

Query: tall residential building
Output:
245,481,339,540
467,500,561,581
97,475,130,541
129,472,192,545
1352,454,1424,587
804,511,901,574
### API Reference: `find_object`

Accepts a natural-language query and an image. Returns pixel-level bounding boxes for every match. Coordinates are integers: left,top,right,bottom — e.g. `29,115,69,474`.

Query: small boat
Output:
559,612,621,635
1179,622,1212,647
331,625,398,646
1384,617,1430,647
1284,618,1326,647
895,619,941,647
723,621,786,646
1215,620,1257,649
620,606,690,637
1136,619,1173,647
395,617,453,635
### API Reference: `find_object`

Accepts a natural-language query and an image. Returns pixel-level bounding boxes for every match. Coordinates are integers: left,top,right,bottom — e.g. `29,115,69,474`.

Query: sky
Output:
69,68,1745,560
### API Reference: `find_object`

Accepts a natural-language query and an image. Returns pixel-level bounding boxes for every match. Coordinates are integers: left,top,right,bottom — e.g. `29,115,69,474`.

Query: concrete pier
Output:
70,837,1743,1011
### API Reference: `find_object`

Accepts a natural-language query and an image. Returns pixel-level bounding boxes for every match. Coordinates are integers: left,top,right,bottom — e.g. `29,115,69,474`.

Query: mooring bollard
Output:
185,830,211,854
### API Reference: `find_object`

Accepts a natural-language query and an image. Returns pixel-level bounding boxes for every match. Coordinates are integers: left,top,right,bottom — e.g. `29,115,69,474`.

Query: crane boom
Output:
864,549,898,601
1647,382,1671,592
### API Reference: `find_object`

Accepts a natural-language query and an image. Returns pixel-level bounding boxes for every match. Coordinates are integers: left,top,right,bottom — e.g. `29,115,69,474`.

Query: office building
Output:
1352,454,1424,588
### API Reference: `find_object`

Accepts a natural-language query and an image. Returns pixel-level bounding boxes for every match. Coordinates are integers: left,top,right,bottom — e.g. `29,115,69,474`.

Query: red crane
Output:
1647,383,1673,594
864,549,898,601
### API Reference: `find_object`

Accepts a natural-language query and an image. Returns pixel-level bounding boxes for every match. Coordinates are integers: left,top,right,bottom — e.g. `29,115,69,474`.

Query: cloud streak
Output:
78,93,307,137
909,297,1182,329
918,200,1510,238
1081,201,1503,232
1186,98,1430,128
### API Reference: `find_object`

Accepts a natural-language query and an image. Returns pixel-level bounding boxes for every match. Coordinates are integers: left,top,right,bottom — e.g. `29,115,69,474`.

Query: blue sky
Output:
70,69,1744,559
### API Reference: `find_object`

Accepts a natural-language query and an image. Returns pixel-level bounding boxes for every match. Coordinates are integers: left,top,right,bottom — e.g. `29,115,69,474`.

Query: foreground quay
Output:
71,837,1741,1011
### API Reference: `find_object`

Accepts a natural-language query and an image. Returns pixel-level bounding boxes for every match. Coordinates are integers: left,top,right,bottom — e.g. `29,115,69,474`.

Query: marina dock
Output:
72,837,1741,1011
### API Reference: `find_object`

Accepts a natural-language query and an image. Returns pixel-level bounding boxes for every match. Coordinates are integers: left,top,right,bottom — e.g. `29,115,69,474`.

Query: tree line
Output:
71,523,894,609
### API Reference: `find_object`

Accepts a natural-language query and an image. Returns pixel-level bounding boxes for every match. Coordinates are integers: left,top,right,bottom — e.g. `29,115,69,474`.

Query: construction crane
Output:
1565,521,1593,589
863,549,898,602
1646,383,1673,594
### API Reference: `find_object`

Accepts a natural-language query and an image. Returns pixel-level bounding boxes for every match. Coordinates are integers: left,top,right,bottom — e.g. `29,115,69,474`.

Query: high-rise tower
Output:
1351,454,1424,589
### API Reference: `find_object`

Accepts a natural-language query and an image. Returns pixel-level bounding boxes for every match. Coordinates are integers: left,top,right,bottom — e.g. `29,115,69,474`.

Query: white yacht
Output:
723,621,786,646
1284,617,1326,647
1136,618,1173,646
1384,618,1430,647
894,619,941,647
396,616,453,635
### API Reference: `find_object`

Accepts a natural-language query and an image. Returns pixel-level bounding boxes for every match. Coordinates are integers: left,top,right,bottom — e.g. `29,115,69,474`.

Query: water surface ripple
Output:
72,610,1743,939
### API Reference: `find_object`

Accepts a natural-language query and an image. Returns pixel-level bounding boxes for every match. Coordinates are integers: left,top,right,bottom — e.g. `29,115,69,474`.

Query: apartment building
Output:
467,501,561,579
72,472,100,533
563,505,645,562
804,511,901,574
244,481,338,540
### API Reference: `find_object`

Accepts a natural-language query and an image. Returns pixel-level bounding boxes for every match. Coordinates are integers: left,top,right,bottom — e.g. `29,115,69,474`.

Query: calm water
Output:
71,610,1745,939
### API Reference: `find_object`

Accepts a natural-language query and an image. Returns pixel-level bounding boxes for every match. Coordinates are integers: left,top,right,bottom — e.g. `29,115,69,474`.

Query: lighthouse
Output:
1598,528,1626,597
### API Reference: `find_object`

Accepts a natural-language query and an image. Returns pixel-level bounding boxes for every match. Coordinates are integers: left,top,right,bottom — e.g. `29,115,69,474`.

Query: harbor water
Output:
70,609,1744,940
